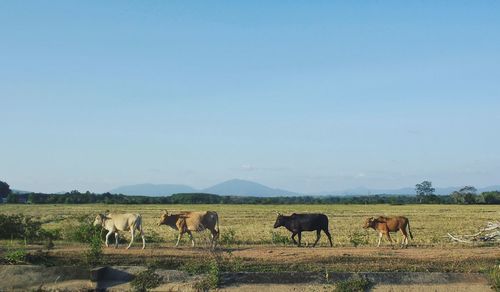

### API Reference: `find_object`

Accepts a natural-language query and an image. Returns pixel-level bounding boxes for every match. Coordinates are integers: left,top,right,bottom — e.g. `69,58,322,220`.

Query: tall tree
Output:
415,181,436,203
0,180,11,197
451,186,477,204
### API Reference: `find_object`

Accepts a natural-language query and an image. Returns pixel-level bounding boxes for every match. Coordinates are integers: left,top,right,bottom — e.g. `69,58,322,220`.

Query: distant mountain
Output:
202,179,297,197
108,183,196,196
108,180,500,197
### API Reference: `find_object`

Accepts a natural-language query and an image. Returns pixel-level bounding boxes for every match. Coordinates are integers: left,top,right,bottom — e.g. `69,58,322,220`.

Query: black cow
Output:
273,213,333,247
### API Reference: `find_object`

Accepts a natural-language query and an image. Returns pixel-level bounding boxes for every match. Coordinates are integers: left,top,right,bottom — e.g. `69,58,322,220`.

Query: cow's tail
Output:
136,214,144,234
407,220,413,240
215,212,220,236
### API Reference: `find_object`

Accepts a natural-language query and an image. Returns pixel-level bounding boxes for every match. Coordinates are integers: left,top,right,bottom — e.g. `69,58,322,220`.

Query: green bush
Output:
193,258,220,291
219,228,237,245
4,248,27,264
85,231,103,266
489,266,500,292
349,231,369,247
271,231,291,245
144,230,164,243
0,214,49,242
334,275,372,292
64,219,102,243
131,267,161,292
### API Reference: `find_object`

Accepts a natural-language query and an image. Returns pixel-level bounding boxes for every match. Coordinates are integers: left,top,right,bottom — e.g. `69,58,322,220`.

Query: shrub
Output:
349,231,369,247
85,230,103,266
489,266,500,292
130,267,161,292
193,258,220,291
4,248,27,264
334,275,372,292
144,230,164,243
0,214,48,242
64,219,102,243
219,228,237,245
271,231,291,245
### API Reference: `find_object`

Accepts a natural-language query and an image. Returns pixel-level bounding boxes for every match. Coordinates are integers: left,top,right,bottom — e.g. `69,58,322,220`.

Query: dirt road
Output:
48,244,500,272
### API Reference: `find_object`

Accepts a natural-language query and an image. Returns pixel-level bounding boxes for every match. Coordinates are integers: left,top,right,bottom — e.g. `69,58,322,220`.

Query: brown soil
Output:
47,244,500,272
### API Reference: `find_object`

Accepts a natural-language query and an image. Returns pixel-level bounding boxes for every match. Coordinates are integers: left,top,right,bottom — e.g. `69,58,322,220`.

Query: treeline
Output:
6,190,500,205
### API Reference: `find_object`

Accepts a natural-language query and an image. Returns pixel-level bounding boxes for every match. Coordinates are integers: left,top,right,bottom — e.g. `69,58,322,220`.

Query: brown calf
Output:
363,216,413,247
158,210,219,248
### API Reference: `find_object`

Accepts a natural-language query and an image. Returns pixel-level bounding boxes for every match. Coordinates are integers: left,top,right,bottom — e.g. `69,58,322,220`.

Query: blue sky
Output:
1,1,499,193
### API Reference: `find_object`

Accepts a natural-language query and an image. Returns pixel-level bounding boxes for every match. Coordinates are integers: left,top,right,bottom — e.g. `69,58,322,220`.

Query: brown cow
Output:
158,210,219,248
363,216,413,247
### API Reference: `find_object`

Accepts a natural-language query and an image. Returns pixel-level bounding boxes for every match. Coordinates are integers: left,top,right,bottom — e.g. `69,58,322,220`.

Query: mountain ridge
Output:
107,180,500,197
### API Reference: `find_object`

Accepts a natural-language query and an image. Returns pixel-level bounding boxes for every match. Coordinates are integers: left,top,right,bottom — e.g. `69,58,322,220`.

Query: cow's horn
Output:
275,211,281,216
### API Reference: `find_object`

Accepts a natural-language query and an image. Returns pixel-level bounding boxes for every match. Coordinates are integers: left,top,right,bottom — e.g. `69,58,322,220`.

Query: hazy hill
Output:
202,179,297,197
108,183,196,196
108,181,500,197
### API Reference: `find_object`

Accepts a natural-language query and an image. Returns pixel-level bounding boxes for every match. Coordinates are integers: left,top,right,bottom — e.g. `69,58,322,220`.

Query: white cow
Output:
93,213,146,249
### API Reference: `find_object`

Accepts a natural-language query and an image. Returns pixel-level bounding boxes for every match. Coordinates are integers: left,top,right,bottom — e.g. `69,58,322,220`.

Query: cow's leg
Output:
385,233,393,248
297,232,302,247
175,232,184,247
210,228,218,249
377,232,383,247
400,228,409,248
187,231,195,247
291,232,298,245
105,230,113,248
140,228,146,250
114,232,119,248
127,228,135,249
324,229,333,247
313,230,321,247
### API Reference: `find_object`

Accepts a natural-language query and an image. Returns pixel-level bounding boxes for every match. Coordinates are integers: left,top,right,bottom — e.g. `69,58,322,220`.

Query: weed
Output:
349,231,369,247
63,219,102,243
271,231,291,245
220,228,237,245
193,258,220,291
130,267,161,292
85,230,103,266
144,230,163,243
4,248,27,264
489,266,500,292
334,274,372,292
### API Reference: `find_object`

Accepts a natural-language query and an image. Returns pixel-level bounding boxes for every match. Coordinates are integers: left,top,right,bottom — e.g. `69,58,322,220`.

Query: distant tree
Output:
415,181,436,203
451,186,477,204
481,191,500,204
0,180,11,197
6,193,18,203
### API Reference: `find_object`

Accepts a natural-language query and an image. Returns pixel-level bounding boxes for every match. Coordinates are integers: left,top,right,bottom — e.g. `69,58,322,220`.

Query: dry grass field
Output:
1,203,498,247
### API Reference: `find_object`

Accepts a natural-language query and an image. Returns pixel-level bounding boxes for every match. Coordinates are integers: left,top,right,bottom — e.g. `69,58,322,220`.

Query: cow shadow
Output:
91,267,134,290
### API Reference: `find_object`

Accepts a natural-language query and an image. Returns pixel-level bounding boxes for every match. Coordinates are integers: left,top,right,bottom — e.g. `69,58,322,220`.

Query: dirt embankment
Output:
47,244,500,272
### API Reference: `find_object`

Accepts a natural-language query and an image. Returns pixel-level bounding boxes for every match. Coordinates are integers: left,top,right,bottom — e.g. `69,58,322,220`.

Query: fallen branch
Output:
448,221,500,243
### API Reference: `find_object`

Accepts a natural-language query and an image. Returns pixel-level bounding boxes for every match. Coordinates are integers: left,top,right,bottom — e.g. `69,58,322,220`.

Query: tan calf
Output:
363,216,413,247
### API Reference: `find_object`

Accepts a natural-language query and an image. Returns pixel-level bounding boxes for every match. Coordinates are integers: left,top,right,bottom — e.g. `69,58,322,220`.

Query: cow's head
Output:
273,212,286,228
93,214,106,226
158,210,170,226
363,217,376,229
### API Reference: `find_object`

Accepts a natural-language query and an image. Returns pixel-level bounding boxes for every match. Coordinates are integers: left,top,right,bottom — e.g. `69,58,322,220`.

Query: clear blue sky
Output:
1,1,499,193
